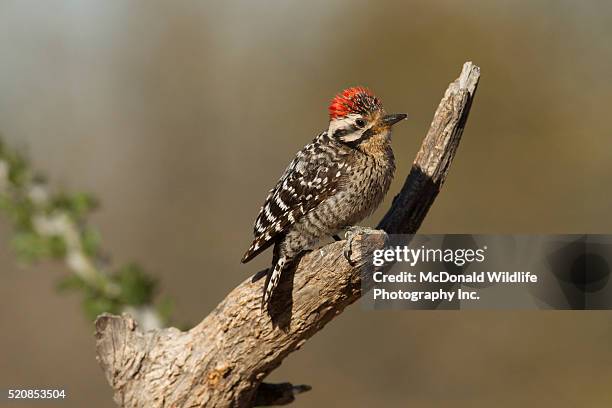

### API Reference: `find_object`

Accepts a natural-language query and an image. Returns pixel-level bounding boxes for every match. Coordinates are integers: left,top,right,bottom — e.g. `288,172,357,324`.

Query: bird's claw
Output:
343,243,355,266
343,226,378,266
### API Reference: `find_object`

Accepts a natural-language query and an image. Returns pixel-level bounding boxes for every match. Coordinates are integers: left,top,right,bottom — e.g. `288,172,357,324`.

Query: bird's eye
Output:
355,119,366,128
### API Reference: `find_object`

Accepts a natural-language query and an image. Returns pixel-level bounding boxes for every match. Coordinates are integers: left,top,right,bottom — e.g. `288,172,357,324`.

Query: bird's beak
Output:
381,113,408,127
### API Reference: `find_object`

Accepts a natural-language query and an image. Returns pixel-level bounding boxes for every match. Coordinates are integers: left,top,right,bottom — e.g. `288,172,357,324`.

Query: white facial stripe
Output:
340,129,365,142
327,113,360,136
328,113,372,143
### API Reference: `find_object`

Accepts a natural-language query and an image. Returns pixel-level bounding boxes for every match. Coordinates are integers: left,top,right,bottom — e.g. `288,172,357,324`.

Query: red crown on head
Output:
329,87,382,120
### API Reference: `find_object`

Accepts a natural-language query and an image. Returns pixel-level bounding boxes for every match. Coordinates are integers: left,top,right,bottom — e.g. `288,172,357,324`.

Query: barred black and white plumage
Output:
242,87,407,310
241,131,347,263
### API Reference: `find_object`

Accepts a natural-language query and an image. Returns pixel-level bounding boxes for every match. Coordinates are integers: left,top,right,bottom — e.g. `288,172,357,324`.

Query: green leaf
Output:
115,263,157,306
47,235,67,258
49,192,98,219
56,275,86,292
82,296,120,320
5,152,29,187
156,296,174,324
0,196,34,230
70,192,99,216
10,231,66,262
81,227,100,257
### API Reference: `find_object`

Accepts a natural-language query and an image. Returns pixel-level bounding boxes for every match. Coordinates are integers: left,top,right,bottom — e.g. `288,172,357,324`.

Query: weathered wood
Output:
378,62,480,234
95,62,480,408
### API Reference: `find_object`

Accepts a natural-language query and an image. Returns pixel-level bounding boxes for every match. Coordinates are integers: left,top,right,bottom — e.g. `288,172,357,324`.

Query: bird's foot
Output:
343,226,378,265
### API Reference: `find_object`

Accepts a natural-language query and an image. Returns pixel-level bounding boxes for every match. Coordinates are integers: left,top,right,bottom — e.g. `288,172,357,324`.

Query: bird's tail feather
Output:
261,256,286,310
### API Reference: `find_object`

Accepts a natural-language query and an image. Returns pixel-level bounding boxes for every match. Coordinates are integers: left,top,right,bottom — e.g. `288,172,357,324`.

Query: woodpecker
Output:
242,87,407,310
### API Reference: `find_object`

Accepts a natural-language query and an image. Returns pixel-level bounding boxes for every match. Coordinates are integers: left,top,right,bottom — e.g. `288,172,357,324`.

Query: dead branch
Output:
94,62,480,408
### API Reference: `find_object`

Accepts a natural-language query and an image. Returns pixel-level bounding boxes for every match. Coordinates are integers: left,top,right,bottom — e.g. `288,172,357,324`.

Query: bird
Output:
242,86,407,310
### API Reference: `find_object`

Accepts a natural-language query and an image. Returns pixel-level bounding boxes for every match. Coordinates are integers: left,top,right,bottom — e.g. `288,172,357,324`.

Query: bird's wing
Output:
241,132,348,263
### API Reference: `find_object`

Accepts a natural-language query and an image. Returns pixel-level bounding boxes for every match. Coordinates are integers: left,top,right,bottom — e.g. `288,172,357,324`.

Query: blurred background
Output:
1,0,611,406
